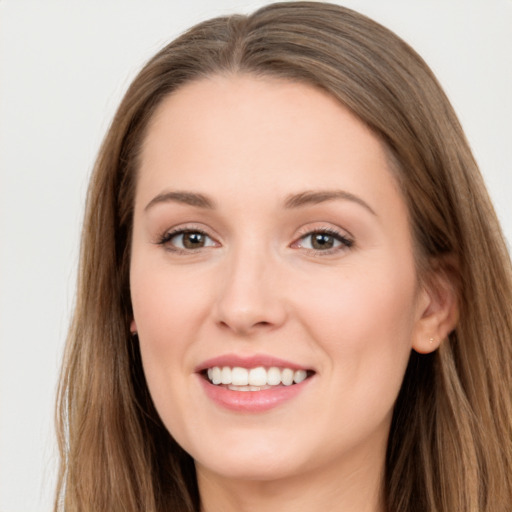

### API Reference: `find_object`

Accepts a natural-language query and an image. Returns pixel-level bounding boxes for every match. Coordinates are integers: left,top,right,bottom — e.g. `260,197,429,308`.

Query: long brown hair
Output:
55,3,512,511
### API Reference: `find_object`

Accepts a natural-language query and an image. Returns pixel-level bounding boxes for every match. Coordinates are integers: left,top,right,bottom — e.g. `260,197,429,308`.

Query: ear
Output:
130,319,138,335
412,264,459,354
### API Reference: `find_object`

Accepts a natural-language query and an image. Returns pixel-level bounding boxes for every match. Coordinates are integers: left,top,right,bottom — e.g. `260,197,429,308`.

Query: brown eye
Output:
310,233,336,250
161,230,217,251
182,231,207,249
296,230,353,252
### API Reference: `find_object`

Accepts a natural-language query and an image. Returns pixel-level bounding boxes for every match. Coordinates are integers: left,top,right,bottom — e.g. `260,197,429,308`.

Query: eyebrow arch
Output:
144,191,215,211
284,190,376,216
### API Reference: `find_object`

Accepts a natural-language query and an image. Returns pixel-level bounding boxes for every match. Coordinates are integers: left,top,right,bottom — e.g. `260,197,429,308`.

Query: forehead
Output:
137,74,404,217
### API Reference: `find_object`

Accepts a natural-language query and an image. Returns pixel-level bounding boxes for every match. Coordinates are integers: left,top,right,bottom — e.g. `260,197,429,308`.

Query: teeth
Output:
206,366,310,388
227,384,272,392
249,367,267,386
211,367,221,385
281,368,294,386
267,367,281,385
294,369,307,384
232,367,249,386
221,366,231,385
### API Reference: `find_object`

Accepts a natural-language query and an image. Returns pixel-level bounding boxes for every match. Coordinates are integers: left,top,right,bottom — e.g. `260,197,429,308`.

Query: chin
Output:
195,452,305,482
188,432,312,482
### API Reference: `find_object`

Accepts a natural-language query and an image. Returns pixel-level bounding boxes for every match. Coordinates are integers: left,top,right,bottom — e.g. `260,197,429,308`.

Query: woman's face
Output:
130,75,432,484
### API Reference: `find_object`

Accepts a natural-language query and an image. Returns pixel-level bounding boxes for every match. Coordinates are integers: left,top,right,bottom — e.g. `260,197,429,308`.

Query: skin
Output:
130,75,454,512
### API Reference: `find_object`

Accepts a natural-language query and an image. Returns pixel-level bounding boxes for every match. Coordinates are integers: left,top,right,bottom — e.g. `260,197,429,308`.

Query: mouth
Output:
196,355,315,411
201,366,315,392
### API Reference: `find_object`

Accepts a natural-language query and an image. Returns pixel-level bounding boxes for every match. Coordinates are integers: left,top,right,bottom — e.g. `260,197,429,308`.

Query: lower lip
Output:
198,376,312,412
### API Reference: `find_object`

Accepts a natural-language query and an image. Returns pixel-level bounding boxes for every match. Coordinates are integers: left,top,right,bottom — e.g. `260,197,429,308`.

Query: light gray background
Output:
1,1,510,511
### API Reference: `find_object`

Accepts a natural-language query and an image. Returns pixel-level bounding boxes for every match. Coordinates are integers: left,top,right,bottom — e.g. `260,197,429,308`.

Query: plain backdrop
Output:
0,1,510,511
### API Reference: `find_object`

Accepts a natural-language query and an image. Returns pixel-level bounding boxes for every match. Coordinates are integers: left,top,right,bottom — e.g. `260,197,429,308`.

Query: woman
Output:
55,2,512,511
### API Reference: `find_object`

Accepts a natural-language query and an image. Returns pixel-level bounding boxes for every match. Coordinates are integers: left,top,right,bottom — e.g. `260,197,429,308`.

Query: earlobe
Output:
130,319,138,335
411,267,459,354
414,335,440,354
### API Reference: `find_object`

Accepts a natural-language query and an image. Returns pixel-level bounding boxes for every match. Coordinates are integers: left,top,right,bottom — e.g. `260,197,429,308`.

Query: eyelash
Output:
156,227,216,254
156,226,354,255
293,228,354,255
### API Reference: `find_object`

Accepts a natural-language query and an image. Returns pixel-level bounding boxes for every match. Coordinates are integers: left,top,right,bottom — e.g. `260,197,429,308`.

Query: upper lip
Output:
195,354,312,373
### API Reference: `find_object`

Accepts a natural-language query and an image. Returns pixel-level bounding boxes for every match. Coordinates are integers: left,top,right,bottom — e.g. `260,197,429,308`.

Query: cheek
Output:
130,265,210,442
302,258,417,329
296,259,418,389
131,258,212,343
129,260,211,402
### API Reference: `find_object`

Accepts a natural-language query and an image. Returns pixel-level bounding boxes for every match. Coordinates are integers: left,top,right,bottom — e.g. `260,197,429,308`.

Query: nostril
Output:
216,317,278,335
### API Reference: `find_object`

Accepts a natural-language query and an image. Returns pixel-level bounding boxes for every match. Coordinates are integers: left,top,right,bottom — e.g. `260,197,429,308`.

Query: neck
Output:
196,450,386,512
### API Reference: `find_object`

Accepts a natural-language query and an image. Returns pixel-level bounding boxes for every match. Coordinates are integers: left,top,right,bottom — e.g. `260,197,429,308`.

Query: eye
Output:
294,229,353,253
158,229,217,251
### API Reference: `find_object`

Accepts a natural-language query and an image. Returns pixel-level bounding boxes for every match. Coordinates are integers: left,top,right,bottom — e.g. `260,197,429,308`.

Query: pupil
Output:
312,233,334,250
183,232,204,249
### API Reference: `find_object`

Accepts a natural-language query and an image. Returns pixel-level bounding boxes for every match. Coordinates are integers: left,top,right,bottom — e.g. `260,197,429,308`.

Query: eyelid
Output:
155,223,221,253
154,222,353,255
291,224,354,254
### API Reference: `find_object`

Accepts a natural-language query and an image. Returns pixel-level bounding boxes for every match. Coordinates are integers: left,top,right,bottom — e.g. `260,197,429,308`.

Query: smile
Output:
206,366,310,391
196,356,315,412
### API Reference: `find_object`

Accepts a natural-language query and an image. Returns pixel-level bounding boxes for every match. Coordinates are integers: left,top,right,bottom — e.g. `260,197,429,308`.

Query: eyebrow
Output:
284,190,376,216
144,191,215,211
144,188,376,215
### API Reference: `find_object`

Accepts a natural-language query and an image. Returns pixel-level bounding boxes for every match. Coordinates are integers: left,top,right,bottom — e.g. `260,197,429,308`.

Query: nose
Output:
213,246,288,336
